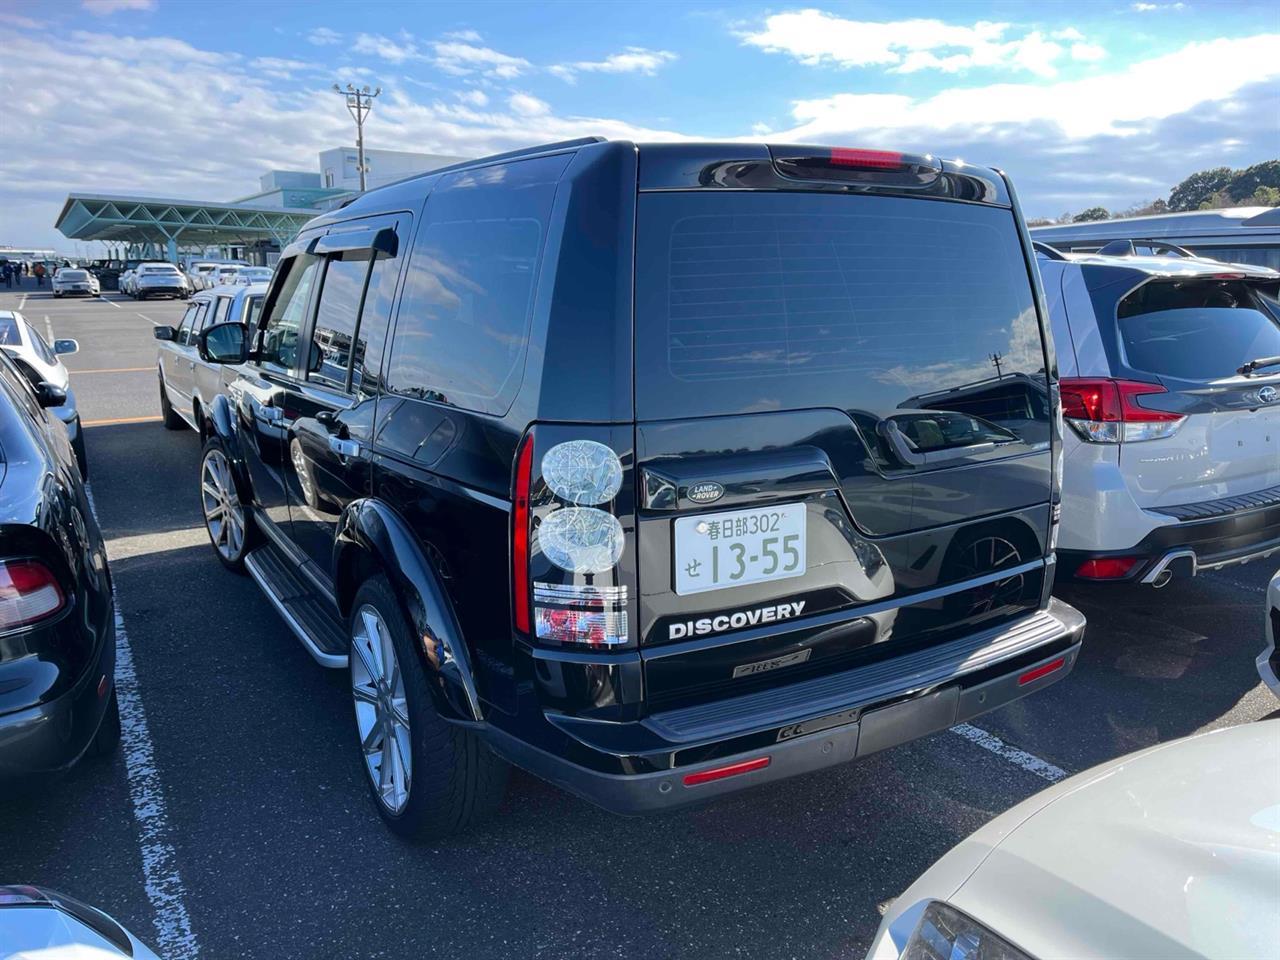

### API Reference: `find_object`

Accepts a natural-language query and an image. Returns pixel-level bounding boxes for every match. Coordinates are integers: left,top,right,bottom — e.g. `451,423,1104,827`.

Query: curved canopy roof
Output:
55,193,317,249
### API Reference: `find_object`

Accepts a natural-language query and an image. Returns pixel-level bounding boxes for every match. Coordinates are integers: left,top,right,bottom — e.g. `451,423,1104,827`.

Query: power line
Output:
331,83,381,192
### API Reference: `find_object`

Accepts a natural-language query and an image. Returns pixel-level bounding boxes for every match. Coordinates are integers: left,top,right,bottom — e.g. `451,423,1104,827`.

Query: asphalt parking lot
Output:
2,280,1278,959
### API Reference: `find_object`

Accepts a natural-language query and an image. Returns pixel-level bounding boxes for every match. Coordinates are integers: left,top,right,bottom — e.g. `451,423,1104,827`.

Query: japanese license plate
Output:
674,503,806,596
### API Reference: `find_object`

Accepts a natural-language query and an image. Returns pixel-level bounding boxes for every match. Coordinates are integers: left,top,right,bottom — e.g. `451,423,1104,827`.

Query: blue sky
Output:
1,0,1277,250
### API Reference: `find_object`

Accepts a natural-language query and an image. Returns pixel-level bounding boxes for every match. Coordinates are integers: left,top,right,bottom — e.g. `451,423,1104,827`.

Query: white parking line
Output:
1216,577,1266,594
44,315,55,343
137,313,157,325
18,294,27,309
949,722,1068,783
101,296,123,309
84,486,201,959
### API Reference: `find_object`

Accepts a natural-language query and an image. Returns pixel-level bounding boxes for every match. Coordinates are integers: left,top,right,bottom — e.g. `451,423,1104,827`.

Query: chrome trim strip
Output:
1141,549,1198,583
245,552,348,669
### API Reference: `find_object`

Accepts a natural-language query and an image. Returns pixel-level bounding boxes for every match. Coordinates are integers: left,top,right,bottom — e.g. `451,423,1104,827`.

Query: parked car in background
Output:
0,310,86,478
187,261,222,291
51,267,100,298
1259,568,1280,699
0,886,160,959
117,267,137,296
192,138,1085,839
153,282,266,433
232,266,273,285
214,264,244,286
1036,246,1280,585
131,262,190,300
0,350,118,779
868,719,1280,960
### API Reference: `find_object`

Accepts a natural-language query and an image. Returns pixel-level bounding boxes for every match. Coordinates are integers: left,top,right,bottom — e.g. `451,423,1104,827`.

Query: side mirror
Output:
54,339,79,356
153,326,176,342
36,381,67,409
199,321,248,364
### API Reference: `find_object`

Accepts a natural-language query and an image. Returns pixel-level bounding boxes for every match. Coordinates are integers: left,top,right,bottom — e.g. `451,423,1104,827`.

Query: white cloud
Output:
354,32,423,64
0,11,41,28
1070,42,1107,62
1133,2,1185,11
457,89,489,107
444,30,483,43
509,93,550,116
741,10,1107,78
430,38,530,78
550,47,677,83
778,34,1279,141
251,57,313,80
81,0,154,13
307,27,341,46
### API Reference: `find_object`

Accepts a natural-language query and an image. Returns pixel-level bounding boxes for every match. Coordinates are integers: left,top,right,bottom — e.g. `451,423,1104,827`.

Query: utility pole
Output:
990,352,1005,378
332,83,381,192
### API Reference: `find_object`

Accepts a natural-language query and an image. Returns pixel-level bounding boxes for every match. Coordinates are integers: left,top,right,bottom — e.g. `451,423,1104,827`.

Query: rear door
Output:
1086,269,1280,507
164,299,207,422
633,189,1055,705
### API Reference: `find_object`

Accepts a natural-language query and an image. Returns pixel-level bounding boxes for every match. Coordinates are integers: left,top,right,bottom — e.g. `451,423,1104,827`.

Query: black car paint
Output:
199,140,1083,810
0,354,115,775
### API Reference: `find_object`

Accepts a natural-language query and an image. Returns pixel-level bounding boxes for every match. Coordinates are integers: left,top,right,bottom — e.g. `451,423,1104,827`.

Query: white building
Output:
319,147,468,192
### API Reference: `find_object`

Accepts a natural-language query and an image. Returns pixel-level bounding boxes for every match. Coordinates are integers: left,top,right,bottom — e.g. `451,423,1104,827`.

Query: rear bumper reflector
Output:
1018,657,1066,686
682,756,771,787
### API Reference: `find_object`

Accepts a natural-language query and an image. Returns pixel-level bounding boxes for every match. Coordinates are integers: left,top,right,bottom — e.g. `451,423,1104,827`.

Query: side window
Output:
258,255,319,374
386,154,567,414
242,295,263,328
307,254,370,391
211,297,230,325
177,302,207,346
352,252,400,398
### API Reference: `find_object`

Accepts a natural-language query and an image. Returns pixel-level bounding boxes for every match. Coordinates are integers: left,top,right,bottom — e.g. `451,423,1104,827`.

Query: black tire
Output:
87,689,121,758
71,420,89,480
199,435,256,571
349,575,508,840
159,377,185,430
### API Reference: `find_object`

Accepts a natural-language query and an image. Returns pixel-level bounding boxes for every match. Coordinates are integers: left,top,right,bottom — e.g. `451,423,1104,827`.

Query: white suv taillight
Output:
512,433,633,648
0,559,66,631
1059,377,1186,443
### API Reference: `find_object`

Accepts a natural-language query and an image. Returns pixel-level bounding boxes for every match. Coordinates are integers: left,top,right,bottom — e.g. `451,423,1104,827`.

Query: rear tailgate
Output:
633,187,1057,709
1109,274,1280,508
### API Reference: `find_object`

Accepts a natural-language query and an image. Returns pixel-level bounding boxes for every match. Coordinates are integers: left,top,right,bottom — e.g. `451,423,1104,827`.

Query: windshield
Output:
1117,280,1280,380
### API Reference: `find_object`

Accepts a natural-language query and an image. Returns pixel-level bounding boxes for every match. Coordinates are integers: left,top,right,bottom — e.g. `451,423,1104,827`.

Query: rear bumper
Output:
485,598,1085,814
1060,492,1280,583
0,613,116,777
1258,577,1280,700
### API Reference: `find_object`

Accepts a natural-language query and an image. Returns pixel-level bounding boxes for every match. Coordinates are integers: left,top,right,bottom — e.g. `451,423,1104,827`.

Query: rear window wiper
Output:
1237,355,1280,376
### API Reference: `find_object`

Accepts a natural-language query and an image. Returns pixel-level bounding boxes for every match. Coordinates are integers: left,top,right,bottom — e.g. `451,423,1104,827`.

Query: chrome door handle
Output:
328,436,361,459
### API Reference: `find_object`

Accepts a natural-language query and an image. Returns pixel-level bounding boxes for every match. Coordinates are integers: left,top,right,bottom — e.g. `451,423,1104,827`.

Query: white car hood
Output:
0,906,158,958
949,721,1280,959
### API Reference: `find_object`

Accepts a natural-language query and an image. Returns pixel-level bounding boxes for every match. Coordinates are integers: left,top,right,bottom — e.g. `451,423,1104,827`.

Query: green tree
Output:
1072,206,1111,222
1249,185,1280,206
1168,166,1233,211
1227,160,1280,203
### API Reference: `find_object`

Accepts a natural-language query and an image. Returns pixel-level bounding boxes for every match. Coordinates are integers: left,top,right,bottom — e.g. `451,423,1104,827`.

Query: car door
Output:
229,252,320,533
163,299,207,423
286,217,408,583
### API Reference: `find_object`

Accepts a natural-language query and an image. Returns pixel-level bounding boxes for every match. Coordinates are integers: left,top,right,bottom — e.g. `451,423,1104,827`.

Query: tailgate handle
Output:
641,447,836,510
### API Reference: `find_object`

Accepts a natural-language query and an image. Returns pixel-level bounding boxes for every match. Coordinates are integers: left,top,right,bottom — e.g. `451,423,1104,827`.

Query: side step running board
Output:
245,546,348,668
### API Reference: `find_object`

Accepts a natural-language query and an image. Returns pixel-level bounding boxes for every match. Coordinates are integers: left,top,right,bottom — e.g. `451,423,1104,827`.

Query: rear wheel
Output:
199,436,255,571
349,575,507,839
159,378,185,430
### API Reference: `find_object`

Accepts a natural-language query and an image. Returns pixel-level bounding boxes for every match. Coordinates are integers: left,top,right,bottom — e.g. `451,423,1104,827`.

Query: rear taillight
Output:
511,434,535,635
1059,378,1186,443
1076,556,1139,580
0,559,66,631
512,432,634,649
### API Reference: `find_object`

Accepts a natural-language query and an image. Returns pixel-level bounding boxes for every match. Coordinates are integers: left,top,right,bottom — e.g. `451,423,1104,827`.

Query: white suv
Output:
1037,246,1280,586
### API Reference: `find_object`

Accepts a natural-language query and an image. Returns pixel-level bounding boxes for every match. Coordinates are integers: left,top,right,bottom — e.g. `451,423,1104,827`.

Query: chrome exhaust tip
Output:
1151,568,1174,589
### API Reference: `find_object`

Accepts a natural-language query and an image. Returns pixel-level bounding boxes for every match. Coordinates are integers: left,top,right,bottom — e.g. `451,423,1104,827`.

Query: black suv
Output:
194,138,1085,837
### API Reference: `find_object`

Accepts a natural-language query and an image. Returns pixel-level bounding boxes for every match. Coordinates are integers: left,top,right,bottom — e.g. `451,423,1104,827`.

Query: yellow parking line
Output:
69,366,154,374
83,415,163,426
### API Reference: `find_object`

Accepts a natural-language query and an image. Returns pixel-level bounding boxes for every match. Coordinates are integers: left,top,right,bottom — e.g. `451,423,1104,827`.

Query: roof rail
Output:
411,137,608,180
1032,240,1067,261
1096,238,1195,258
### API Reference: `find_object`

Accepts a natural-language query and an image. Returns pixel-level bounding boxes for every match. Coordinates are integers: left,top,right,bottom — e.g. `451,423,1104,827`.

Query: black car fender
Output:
206,392,255,504
333,498,483,724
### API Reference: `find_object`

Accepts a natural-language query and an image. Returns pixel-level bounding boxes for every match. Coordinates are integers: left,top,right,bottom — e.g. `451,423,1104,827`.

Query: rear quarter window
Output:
634,191,1048,442
385,154,569,416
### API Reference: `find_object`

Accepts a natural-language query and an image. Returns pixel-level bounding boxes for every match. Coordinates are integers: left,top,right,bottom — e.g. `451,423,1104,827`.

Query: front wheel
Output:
199,436,255,570
349,576,508,839
159,378,185,430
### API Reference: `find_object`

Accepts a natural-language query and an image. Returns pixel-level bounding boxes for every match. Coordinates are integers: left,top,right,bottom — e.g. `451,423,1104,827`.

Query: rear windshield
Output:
61,270,88,280
1117,280,1280,380
0,317,19,346
634,192,1046,422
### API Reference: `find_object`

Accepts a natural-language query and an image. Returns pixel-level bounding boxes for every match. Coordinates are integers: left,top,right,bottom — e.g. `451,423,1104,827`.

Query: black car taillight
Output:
0,558,66,631
511,428,635,649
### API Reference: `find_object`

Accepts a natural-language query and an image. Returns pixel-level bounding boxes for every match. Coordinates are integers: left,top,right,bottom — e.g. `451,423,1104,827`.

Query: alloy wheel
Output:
351,604,412,814
200,448,245,561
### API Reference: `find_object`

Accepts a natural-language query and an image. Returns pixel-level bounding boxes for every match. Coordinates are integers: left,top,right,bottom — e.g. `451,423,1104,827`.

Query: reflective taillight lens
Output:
534,583,628,647
1076,556,1139,580
512,434,535,635
0,559,66,631
1060,377,1186,443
